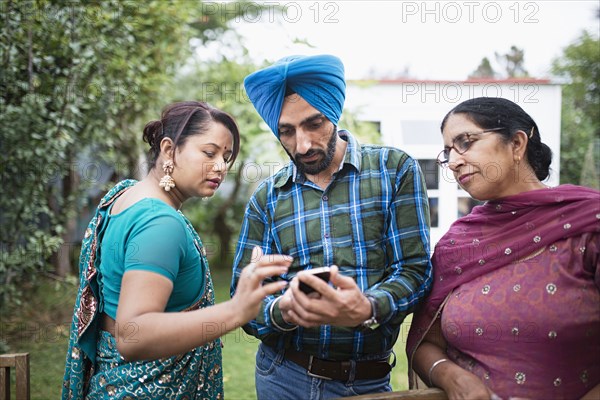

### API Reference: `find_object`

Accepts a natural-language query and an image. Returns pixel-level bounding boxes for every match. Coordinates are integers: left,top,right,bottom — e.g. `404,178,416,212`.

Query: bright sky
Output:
226,0,599,80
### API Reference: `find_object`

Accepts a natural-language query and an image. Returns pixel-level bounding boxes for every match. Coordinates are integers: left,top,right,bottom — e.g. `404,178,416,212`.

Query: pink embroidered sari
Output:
407,184,600,398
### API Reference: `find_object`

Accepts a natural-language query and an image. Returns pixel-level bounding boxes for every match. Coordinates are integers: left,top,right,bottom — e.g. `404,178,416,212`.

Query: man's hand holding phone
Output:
297,266,331,295
278,265,373,328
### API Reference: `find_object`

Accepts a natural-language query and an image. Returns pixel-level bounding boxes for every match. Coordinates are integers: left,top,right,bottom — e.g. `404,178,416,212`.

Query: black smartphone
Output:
298,266,331,294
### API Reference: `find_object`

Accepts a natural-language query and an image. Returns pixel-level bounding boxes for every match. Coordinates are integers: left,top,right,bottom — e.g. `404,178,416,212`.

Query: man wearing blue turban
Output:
232,54,432,399
243,54,346,138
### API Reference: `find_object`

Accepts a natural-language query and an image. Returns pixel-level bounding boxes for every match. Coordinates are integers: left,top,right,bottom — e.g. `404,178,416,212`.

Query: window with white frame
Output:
417,159,439,227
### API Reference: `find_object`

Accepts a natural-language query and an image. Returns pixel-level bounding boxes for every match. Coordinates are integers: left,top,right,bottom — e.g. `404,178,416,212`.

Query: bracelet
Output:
428,358,448,387
269,297,297,332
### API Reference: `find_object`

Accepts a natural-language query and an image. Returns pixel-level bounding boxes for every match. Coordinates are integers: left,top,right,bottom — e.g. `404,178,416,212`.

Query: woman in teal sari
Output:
62,101,292,399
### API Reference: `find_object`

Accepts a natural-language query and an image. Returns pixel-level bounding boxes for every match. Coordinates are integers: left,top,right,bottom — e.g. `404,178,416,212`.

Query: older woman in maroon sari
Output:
407,97,600,399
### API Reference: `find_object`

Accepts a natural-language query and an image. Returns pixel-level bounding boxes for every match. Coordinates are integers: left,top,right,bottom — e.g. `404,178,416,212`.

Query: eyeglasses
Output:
436,127,505,167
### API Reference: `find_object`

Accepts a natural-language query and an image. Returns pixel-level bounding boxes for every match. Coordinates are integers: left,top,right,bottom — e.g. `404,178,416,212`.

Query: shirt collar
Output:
273,130,362,188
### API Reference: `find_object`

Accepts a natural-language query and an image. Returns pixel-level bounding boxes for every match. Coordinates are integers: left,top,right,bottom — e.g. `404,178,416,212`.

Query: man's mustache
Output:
297,150,323,160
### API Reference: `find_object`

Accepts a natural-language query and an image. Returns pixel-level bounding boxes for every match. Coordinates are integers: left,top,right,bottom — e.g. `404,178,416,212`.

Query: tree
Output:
469,57,496,79
0,0,251,309
552,30,600,187
469,46,528,80
495,45,529,78
580,138,600,189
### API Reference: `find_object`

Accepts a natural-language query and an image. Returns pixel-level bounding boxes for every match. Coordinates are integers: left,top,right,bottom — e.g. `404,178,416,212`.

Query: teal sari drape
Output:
62,180,223,399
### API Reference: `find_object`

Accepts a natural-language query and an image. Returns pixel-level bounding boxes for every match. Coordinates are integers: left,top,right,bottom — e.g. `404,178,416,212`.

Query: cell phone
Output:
298,266,331,294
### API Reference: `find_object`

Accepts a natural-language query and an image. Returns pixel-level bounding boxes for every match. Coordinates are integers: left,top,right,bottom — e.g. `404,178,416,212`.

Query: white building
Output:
345,79,562,245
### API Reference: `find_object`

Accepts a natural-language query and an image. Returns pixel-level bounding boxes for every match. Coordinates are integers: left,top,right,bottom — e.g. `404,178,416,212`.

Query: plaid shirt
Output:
231,131,432,360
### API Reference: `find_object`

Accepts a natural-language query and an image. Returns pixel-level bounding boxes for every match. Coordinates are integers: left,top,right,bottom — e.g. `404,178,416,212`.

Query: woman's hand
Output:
231,246,292,323
413,319,496,400
113,246,291,361
439,367,495,400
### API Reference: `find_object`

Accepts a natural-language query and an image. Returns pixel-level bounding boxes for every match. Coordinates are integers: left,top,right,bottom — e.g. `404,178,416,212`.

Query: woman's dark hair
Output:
142,101,240,169
440,97,552,181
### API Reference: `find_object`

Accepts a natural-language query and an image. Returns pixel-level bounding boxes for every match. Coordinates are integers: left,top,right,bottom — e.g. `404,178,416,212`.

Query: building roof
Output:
349,77,556,85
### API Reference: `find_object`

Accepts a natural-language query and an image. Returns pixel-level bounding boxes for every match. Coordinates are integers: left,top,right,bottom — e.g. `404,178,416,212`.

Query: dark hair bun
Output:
142,120,163,151
531,142,553,181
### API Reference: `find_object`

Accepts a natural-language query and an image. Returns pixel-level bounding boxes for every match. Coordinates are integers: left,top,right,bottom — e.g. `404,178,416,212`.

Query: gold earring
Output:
159,160,176,191
516,155,521,165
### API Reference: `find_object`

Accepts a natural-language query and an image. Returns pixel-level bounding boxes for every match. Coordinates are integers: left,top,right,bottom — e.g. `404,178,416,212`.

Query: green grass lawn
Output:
1,269,410,399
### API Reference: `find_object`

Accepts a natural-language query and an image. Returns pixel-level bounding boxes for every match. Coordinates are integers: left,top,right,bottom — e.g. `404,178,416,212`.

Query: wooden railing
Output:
0,351,445,400
0,353,30,400
340,388,448,400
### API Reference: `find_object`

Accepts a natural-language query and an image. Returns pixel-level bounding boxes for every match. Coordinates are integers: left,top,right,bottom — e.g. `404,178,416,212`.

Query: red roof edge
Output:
349,78,554,85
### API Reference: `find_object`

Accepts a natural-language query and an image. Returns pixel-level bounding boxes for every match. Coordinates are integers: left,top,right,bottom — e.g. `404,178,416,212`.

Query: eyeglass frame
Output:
436,127,506,167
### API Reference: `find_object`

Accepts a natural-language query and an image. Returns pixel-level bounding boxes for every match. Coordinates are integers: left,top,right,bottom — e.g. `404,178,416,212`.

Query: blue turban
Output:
244,54,346,137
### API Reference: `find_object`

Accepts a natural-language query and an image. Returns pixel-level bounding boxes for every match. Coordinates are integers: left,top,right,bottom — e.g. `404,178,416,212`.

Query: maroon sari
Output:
407,184,600,397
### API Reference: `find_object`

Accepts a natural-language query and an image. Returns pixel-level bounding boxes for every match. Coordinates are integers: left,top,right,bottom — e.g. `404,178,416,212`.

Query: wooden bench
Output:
339,388,447,399
0,353,30,400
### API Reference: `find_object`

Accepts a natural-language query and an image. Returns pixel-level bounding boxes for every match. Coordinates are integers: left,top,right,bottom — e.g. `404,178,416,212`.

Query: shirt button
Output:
322,195,328,201
324,233,329,238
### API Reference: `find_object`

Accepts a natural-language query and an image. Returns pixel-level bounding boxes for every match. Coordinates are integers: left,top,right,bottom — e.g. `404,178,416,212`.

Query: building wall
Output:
345,80,562,246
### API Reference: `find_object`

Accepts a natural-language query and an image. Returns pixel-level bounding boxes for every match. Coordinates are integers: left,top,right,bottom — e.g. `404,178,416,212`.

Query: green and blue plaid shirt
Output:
231,131,432,359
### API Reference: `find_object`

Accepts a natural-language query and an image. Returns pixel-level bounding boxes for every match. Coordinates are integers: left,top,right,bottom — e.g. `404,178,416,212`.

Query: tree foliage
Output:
470,46,529,79
495,45,529,78
552,30,600,187
469,57,496,79
0,0,386,314
0,0,247,309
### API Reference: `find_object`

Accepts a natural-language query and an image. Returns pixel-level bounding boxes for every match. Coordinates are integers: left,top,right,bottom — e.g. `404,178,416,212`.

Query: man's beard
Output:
294,126,338,175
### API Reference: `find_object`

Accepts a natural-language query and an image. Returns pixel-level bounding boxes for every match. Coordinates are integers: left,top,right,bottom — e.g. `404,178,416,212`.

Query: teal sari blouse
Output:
62,180,223,399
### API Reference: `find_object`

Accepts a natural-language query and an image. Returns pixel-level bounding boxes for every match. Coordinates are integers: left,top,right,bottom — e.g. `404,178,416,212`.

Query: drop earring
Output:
159,160,176,191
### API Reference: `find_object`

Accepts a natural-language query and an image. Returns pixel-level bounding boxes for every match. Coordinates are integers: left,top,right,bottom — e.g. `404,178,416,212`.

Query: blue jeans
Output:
255,343,392,400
